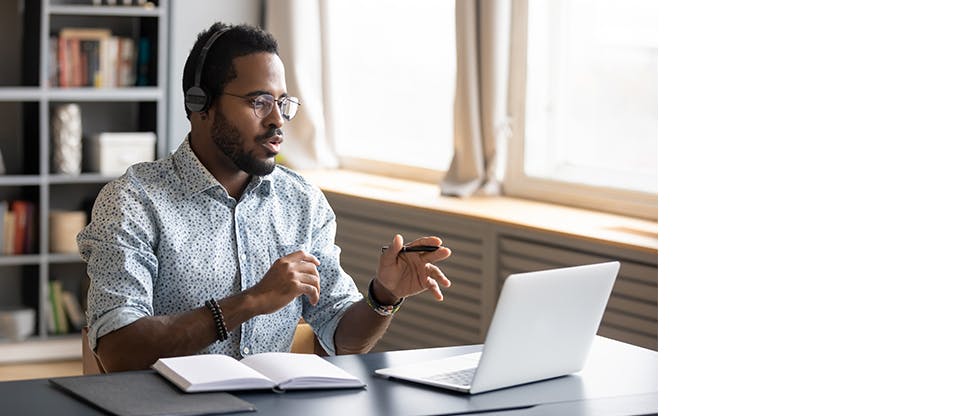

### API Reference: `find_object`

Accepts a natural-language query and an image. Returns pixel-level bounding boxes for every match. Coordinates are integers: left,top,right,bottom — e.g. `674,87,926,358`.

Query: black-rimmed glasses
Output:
223,92,301,121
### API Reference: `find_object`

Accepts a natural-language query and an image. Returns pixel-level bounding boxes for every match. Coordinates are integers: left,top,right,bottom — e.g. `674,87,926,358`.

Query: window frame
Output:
504,0,658,220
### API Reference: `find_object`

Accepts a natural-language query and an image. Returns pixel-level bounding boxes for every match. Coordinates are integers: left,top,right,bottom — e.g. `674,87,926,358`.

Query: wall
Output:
166,0,262,154
326,193,659,352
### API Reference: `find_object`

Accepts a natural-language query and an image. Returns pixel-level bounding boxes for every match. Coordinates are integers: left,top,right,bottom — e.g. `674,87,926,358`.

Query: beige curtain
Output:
266,0,339,169
440,0,512,197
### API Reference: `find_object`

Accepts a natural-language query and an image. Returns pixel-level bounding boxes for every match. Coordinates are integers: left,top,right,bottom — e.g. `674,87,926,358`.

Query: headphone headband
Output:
185,27,231,113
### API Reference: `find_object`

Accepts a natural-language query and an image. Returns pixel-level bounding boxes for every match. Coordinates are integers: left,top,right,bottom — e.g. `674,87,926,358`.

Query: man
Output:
77,22,452,372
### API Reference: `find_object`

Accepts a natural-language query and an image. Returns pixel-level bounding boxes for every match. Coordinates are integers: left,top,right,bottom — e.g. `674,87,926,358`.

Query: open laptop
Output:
374,261,620,394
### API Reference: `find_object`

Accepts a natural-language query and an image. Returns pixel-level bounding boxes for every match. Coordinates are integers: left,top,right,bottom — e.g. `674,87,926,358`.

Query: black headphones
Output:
184,27,231,113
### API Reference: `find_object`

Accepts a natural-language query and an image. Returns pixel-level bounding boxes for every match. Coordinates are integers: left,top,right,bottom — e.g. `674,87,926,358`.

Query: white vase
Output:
52,104,83,175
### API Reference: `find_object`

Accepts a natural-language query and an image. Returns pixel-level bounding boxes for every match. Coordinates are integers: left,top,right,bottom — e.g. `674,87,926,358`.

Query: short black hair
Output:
182,22,279,118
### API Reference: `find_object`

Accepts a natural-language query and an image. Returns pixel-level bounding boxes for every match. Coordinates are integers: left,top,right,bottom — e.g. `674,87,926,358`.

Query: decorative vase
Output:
52,104,83,175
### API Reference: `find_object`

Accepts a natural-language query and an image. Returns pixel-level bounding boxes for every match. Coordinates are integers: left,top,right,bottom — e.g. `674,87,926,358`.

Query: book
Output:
117,37,136,87
152,352,365,393
58,28,111,88
43,296,55,333
49,280,68,334
10,200,35,255
2,210,14,255
135,37,151,86
0,201,6,254
61,290,86,331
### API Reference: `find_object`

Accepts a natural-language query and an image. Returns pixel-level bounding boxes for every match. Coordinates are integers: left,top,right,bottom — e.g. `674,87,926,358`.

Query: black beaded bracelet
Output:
366,279,404,317
205,298,229,341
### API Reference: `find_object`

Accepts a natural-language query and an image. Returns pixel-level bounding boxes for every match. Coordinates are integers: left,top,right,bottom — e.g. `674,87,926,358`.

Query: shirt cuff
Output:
316,295,362,356
88,306,148,351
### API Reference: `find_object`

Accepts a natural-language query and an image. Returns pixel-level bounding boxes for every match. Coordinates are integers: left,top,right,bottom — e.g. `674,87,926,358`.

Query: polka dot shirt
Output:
78,137,363,357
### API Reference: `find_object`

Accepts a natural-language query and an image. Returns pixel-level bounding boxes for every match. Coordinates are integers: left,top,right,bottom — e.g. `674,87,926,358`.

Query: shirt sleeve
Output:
77,177,159,350
301,191,363,356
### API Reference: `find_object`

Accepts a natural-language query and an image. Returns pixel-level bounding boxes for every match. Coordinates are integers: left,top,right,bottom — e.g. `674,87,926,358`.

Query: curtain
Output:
266,0,339,169
440,0,513,197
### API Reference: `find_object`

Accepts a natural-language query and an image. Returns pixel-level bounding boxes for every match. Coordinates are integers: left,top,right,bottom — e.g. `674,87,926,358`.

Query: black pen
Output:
381,245,441,253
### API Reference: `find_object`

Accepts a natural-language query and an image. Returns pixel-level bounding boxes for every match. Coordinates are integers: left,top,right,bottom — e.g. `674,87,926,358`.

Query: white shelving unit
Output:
0,0,168,362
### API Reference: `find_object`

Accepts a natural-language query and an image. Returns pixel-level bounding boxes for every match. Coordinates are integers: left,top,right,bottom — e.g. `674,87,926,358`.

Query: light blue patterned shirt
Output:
78,137,363,357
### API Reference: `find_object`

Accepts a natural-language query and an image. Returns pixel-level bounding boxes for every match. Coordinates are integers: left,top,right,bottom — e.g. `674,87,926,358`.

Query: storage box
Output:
0,308,35,341
84,132,156,176
49,210,87,254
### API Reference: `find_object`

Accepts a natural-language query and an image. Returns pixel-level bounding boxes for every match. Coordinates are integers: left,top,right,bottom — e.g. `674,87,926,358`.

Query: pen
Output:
381,245,441,253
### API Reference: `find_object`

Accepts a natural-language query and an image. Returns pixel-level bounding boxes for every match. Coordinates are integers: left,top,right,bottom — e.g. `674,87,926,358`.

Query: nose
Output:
263,99,286,129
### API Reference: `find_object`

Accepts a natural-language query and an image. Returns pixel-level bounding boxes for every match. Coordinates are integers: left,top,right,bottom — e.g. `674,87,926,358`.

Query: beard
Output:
211,109,280,177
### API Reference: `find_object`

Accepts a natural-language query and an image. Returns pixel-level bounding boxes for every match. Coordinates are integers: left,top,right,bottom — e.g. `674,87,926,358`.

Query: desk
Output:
0,336,657,416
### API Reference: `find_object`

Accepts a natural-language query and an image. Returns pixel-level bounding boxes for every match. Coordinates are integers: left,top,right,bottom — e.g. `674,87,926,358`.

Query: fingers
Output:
421,246,452,263
400,235,451,262
426,263,451,288
376,234,453,301
406,235,443,248
425,276,442,301
278,251,321,304
300,277,321,305
424,263,450,301
380,234,405,265
287,249,321,266
293,256,321,305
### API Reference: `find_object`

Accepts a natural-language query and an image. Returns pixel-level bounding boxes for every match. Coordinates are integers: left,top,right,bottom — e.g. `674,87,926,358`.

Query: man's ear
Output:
188,109,211,128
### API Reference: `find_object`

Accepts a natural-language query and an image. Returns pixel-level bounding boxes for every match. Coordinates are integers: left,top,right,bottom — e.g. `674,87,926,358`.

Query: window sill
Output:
299,169,657,254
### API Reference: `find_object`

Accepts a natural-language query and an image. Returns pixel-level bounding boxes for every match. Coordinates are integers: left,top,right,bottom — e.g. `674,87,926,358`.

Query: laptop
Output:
374,261,620,394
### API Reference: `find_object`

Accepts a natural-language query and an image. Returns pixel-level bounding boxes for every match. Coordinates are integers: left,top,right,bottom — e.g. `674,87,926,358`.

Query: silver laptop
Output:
374,261,620,394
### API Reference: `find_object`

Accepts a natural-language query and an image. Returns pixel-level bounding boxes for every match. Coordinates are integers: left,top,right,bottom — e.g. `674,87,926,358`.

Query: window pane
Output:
327,0,455,171
525,0,657,193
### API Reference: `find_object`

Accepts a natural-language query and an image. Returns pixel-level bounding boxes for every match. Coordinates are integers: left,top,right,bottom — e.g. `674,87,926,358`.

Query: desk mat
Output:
50,371,255,416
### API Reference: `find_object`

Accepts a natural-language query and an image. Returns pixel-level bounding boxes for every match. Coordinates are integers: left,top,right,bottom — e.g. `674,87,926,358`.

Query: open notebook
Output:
375,261,620,394
153,352,364,393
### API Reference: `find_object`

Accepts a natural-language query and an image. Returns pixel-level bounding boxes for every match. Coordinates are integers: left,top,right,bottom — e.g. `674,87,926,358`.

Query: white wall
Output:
166,0,262,155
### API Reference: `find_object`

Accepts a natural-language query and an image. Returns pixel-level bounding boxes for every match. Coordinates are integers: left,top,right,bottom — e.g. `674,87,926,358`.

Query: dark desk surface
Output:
2,336,658,416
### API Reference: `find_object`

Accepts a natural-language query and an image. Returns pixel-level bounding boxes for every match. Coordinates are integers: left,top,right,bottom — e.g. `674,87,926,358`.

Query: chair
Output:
290,320,326,355
81,327,106,375
82,322,324,375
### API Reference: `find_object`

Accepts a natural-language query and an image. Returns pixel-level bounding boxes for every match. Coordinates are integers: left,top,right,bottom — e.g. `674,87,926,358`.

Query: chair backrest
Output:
290,321,326,355
81,327,106,375
82,322,324,374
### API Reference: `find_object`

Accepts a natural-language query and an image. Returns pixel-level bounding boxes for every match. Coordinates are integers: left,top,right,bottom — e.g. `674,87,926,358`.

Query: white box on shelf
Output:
84,132,156,176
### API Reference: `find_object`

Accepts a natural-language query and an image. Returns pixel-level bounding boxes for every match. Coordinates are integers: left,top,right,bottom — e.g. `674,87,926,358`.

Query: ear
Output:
189,109,212,128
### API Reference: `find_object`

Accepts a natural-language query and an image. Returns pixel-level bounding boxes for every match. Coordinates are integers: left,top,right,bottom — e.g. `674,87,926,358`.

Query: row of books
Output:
50,27,152,88
45,280,85,335
0,200,36,256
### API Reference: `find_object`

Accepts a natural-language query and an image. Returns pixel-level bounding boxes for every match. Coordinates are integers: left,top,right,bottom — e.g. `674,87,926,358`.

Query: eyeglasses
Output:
222,92,301,121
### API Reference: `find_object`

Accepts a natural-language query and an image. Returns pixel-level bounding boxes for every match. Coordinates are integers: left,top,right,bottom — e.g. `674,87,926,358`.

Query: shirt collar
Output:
173,135,276,198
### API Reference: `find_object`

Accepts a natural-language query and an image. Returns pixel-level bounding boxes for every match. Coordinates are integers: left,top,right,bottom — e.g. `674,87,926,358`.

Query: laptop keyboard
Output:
427,367,476,387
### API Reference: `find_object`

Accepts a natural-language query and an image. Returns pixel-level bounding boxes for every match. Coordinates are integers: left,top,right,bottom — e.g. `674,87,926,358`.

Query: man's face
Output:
210,52,288,177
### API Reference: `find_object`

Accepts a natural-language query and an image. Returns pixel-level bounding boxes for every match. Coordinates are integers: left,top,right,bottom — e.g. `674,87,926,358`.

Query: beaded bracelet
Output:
366,279,404,317
205,298,229,341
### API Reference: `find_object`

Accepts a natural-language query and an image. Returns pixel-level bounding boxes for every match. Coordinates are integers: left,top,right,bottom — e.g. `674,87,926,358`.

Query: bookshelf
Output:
0,0,168,361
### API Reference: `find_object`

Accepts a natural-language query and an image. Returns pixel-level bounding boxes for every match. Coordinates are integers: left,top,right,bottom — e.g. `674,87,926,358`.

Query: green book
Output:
49,280,67,334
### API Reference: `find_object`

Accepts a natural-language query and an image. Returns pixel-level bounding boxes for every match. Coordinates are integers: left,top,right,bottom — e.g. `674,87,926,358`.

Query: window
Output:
508,0,658,219
326,0,455,180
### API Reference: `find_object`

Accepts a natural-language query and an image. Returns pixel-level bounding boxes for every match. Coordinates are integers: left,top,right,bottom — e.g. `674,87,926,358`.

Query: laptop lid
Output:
469,261,620,394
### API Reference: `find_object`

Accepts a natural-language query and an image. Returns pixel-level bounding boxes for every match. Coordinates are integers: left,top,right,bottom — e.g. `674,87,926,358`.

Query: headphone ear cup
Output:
185,86,209,113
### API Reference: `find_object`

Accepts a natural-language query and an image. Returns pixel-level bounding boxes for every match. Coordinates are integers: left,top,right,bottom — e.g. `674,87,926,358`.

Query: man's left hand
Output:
374,234,452,303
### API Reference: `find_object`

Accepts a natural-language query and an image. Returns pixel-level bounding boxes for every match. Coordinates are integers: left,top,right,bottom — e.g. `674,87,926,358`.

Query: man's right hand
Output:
246,250,322,315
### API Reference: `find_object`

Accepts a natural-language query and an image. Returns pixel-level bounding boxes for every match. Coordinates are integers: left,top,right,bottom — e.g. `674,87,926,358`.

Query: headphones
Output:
184,27,231,113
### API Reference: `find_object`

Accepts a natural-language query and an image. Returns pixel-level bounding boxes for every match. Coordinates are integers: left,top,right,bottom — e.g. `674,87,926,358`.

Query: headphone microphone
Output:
184,27,231,113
